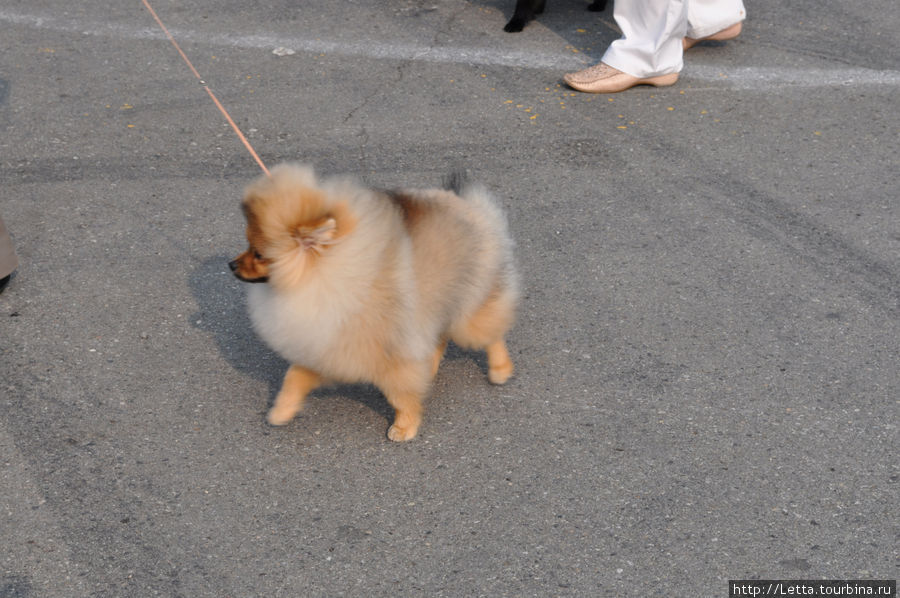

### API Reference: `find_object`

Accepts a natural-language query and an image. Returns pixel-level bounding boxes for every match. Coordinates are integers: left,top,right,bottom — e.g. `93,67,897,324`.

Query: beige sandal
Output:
563,63,678,94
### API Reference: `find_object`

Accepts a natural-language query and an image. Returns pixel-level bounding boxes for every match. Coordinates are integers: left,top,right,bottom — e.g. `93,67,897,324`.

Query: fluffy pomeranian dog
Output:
229,164,519,441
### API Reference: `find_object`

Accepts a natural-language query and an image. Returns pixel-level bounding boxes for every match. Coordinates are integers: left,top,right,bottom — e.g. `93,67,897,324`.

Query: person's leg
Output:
564,0,686,93
683,0,745,49
603,0,687,78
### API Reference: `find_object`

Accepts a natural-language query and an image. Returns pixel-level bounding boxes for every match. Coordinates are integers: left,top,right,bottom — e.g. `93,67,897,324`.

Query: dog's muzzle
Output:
228,259,268,283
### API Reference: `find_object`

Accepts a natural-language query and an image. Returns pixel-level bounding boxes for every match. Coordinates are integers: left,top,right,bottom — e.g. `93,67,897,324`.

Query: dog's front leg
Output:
378,361,430,442
267,365,322,426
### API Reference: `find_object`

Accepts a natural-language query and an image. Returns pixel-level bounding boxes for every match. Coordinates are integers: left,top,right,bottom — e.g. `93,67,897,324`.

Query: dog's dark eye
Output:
253,251,264,260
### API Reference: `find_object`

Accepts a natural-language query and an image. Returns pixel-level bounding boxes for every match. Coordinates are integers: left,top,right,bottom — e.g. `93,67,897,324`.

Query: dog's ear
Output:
293,217,337,254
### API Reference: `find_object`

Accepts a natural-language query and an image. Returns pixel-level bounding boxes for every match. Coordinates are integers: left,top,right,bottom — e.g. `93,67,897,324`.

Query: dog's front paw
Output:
267,403,299,426
387,423,419,442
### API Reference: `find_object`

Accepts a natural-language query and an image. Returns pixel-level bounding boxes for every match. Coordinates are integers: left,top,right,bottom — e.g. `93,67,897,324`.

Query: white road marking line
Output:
2,9,898,88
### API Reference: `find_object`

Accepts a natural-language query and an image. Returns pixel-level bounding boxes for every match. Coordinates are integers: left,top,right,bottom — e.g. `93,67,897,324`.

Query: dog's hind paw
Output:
488,362,514,385
387,423,419,442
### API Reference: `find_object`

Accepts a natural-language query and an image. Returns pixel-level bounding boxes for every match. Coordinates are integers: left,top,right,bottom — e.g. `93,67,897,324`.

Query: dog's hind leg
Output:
267,365,322,426
450,287,517,384
485,339,514,385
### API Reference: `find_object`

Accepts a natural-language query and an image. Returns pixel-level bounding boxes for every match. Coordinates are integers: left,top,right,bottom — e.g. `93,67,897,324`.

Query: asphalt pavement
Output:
1,0,898,596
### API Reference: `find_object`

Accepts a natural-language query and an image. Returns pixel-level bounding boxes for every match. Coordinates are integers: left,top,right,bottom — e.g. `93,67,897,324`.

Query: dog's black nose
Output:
228,260,238,272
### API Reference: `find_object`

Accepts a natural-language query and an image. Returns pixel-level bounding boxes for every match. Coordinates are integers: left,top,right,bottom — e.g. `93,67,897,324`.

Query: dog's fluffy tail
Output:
443,169,501,215
442,169,473,196
444,170,520,304
443,169,504,231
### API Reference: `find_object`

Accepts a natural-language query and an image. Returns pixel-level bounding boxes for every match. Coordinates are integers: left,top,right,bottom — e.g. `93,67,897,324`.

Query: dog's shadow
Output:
187,256,489,425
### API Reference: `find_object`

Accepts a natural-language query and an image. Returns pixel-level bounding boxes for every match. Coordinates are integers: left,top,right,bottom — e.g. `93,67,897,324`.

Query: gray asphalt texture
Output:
1,0,898,596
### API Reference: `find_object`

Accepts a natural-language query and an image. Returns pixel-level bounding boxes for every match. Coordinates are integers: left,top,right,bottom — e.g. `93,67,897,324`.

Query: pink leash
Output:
140,0,271,177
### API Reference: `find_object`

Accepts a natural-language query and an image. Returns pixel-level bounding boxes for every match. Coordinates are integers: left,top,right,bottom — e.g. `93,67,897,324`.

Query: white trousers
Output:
601,0,746,78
